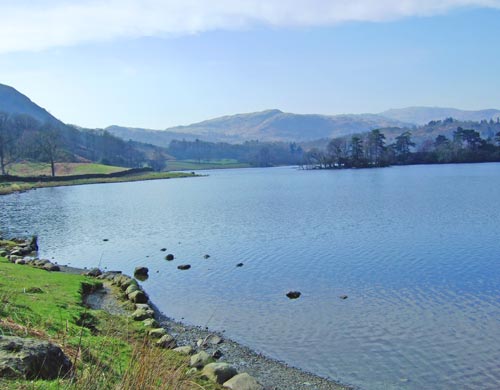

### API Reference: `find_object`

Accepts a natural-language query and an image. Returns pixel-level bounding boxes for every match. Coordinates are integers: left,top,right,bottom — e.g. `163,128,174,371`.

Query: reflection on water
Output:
1,164,500,390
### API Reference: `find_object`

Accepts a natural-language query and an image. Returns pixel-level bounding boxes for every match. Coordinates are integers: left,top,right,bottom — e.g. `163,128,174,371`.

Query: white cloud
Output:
0,0,499,53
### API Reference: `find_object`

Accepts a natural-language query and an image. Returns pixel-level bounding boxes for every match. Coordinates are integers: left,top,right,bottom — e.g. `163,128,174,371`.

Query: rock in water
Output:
0,336,72,380
177,264,191,270
204,254,210,259
236,263,244,267
202,362,238,384
339,295,348,300
286,291,301,299
29,236,38,252
134,266,149,277
223,372,263,390
165,254,174,261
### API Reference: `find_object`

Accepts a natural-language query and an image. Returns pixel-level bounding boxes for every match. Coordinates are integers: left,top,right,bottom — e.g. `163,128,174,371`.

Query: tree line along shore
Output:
301,126,500,169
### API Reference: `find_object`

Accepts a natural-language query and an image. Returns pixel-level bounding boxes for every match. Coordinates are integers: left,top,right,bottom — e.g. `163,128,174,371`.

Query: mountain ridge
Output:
1,82,499,147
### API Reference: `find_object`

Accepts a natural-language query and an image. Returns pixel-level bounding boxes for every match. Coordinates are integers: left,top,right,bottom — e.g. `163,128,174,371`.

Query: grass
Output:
7,162,126,177
0,256,221,389
166,159,250,171
0,171,199,196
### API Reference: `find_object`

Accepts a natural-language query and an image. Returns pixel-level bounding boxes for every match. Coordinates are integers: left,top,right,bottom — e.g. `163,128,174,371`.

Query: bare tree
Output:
0,113,19,175
38,127,61,177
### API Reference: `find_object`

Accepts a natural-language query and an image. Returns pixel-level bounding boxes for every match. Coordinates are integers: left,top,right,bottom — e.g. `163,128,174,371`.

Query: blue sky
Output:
0,1,499,129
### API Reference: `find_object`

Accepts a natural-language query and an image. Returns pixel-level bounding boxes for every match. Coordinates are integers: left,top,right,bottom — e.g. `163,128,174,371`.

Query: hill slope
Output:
0,83,61,124
107,109,410,146
0,83,168,169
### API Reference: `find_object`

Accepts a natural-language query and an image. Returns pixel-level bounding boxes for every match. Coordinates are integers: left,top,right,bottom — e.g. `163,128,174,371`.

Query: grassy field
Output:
0,256,220,389
166,159,250,171
7,162,126,177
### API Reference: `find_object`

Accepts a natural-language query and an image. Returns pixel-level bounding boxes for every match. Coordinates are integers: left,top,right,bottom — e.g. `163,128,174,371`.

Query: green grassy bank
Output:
0,256,220,389
165,159,250,171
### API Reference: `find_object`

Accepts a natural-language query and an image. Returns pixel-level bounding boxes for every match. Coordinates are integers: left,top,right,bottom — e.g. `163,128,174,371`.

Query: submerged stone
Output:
286,291,301,299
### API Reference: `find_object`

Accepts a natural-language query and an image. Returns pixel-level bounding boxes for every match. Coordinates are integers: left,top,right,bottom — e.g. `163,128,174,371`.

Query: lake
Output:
1,163,500,390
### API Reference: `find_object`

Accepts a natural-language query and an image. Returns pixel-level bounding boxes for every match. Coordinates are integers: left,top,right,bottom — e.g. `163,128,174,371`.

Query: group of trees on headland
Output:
0,112,161,176
302,126,500,169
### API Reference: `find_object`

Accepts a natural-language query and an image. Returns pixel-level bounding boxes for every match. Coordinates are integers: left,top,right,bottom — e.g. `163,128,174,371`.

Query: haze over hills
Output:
107,106,500,146
107,110,412,146
2,82,499,149
381,107,500,125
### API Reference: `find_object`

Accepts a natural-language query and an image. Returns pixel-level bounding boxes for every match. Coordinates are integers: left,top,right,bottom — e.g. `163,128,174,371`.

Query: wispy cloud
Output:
1,0,499,53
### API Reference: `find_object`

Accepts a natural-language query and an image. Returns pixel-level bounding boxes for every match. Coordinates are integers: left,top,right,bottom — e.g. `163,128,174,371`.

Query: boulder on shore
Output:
85,268,102,277
223,372,263,390
173,345,193,355
190,351,212,369
132,308,154,321
143,318,159,328
0,336,72,380
128,290,148,304
201,362,237,384
156,334,177,349
43,263,60,272
148,328,167,338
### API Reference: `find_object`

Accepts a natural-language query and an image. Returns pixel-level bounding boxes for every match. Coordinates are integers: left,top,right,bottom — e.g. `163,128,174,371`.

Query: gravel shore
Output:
82,275,352,390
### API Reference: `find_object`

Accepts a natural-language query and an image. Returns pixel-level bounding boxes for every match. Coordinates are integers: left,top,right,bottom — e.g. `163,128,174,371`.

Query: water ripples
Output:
1,164,500,389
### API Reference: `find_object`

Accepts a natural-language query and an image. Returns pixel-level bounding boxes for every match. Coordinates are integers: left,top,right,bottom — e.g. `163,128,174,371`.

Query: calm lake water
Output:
1,164,500,390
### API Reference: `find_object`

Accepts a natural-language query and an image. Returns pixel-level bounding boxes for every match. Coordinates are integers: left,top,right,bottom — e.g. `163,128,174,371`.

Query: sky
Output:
0,0,500,129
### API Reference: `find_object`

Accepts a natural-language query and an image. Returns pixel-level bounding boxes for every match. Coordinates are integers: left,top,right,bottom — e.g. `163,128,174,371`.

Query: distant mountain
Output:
380,107,500,125
107,109,410,146
0,83,61,124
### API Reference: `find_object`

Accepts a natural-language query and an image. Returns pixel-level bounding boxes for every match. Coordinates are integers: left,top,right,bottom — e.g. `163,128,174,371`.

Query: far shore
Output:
0,170,201,196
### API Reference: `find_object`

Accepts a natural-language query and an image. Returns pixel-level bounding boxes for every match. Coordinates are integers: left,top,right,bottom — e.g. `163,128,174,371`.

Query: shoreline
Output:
0,170,201,196
73,265,352,390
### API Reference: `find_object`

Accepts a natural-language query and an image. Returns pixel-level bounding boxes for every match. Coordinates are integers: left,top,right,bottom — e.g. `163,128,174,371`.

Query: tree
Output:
365,129,386,166
349,136,364,167
38,127,61,177
0,113,23,175
327,138,348,168
394,131,415,162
